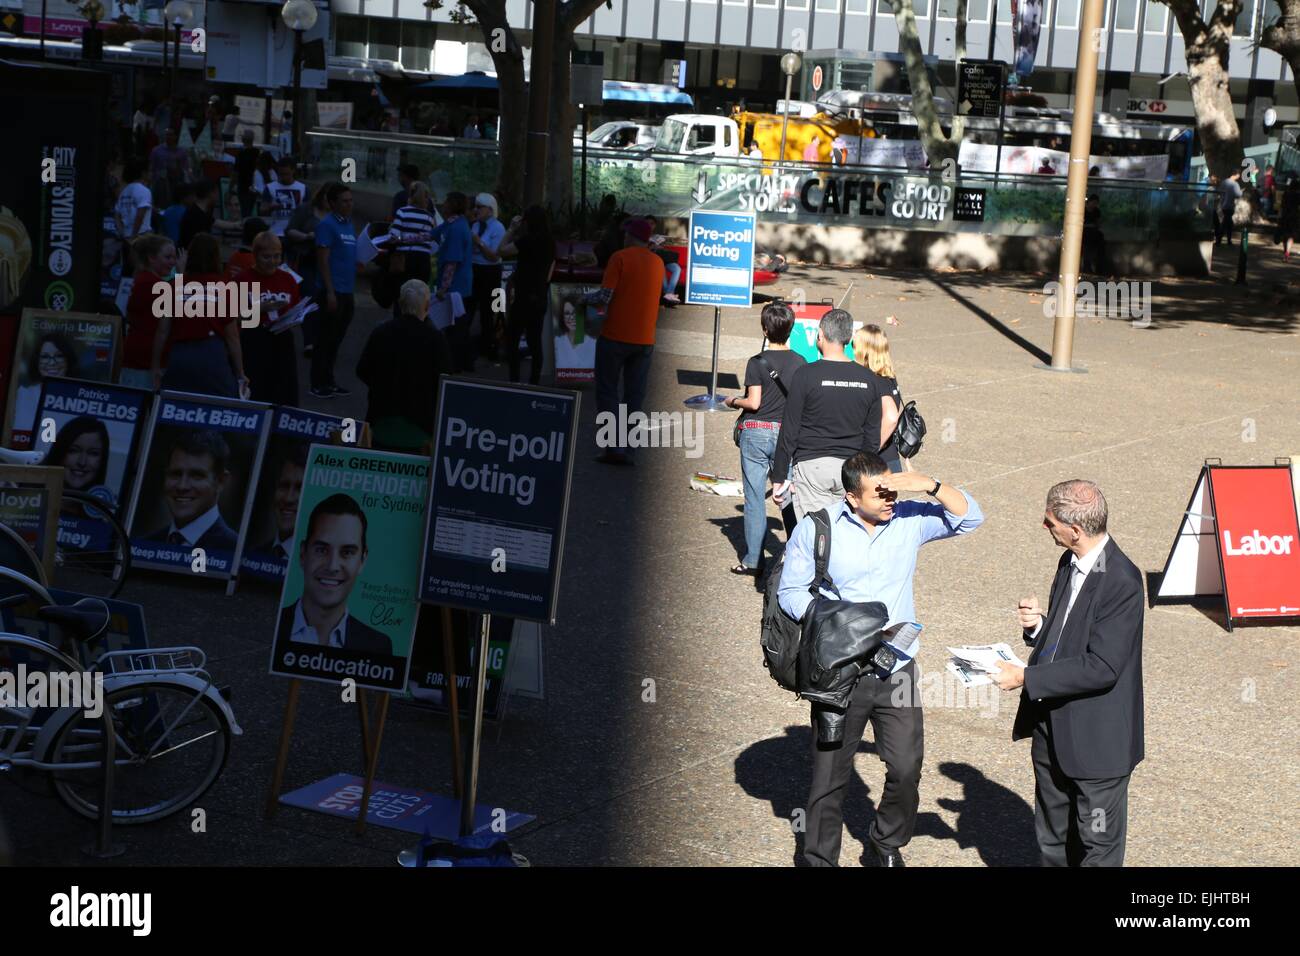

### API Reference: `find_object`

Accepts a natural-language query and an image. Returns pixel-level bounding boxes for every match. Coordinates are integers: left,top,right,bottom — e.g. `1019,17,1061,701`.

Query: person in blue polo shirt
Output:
312,183,358,399
429,191,476,372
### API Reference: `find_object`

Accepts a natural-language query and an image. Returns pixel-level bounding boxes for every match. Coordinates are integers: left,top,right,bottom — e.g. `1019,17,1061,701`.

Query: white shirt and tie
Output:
1028,534,1110,667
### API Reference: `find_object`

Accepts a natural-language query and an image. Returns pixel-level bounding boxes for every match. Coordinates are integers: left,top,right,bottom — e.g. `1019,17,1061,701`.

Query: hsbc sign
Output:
1127,99,1168,114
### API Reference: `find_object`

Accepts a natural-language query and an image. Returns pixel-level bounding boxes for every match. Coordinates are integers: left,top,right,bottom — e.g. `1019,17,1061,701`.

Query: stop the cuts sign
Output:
1210,465,1300,620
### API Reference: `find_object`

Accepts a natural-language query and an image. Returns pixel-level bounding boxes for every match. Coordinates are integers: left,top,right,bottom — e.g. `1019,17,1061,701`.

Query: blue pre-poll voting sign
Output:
419,379,579,623
684,210,757,308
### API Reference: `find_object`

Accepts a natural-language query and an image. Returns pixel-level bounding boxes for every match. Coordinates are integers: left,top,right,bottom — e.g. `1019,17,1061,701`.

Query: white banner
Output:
836,137,930,170
317,102,354,131
958,142,1169,181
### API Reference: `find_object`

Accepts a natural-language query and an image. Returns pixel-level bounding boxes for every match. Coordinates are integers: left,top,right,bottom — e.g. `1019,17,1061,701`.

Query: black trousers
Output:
804,660,924,867
506,291,546,384
1031,720,1130,867
310,292,354,389
469,263,504,358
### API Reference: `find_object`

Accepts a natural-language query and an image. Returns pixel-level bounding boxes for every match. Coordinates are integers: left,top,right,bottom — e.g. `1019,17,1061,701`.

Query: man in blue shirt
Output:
311,183,358,399
429,192,476,371
780,451,983,867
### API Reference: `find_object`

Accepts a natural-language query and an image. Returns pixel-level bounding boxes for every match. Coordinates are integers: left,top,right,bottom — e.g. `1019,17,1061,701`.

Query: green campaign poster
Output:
268,444,430,693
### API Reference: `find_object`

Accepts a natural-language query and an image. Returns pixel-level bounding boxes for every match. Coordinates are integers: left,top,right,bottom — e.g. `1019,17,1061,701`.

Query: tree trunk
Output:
890,0,965,167
1164,0,1244,180
462,0,527,211
1261,4,1300,105
546,39,576,215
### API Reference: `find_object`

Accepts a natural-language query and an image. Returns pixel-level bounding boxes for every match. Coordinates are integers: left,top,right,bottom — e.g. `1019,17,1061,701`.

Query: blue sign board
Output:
418,380,579,624
279,772,534,838
684,210,757,308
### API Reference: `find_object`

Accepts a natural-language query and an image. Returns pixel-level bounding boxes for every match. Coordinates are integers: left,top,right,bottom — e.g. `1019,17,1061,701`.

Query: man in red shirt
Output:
585,218,665,465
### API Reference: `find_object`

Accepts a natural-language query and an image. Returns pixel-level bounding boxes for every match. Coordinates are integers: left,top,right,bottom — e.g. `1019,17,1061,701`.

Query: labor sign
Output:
1156,463,1300,629
812,65,824,92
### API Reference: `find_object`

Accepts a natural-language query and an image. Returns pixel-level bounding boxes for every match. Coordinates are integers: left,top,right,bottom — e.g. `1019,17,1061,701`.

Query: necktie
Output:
1039,565,1082,662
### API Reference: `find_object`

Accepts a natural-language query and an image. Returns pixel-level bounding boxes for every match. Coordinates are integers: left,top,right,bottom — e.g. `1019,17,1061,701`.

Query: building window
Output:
938,0,990,19
400,21,435,72
1114,0,1137,29
1143,0,1167,32
997,0,1012,22
846,0,869,12
369,18,400,63
335,15,367,59
877,0,928,14
786,0,810,11
1055,0,1078,29
816,0,840,11
754,0,778,7
1234,0,1257,36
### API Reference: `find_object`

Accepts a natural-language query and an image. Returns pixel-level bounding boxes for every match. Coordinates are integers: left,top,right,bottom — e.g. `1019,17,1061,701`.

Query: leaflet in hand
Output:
945,643,1025,688
266,296,318,334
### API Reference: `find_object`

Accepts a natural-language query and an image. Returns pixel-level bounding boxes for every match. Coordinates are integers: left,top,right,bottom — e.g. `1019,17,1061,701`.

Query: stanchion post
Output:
458,611,492,837
1048,0,1105,371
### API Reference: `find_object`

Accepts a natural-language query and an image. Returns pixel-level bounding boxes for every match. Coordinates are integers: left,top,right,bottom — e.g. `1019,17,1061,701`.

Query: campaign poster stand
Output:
417,379,579,839
0,464,64,581
261,429,459,834
683,210,757,411
1156,459,1300,631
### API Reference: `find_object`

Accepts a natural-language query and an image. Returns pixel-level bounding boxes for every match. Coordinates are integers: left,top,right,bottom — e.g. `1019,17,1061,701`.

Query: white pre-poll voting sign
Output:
684,210,757,308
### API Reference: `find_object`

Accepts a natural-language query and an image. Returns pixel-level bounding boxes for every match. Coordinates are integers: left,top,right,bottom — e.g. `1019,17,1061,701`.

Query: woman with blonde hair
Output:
852,323,905,473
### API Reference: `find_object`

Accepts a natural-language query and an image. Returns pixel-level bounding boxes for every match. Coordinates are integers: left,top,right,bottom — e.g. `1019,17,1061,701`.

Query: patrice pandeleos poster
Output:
269,445,429,693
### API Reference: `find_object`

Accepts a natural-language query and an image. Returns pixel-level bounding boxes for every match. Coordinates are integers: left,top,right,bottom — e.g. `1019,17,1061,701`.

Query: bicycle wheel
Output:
51,491,132,600
48,680,230,824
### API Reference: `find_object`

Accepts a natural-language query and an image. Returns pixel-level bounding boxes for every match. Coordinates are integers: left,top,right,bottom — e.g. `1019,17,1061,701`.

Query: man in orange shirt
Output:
585,218,665,465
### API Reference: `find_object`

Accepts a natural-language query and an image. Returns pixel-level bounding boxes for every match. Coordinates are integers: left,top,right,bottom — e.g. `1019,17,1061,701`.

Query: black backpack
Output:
761,509,833,692
894,400,926,459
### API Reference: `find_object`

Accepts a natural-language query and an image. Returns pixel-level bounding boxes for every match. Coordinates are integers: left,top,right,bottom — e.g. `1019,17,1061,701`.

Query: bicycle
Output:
0,446,132,599
0,568,241,825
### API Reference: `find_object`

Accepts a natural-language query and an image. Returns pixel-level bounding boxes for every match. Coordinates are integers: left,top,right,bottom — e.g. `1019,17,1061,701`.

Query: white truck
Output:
653,114,743,158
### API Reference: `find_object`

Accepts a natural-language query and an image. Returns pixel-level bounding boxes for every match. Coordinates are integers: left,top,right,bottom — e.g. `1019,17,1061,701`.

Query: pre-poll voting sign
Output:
419,380,579,623
684,210,756,308
125,392,272,580
269,445,428,693
33,378,152,555
1156,463,1300,629
241,408,364,583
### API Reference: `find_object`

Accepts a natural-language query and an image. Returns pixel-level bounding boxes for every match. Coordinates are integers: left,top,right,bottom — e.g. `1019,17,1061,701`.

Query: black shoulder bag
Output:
734,353,788,447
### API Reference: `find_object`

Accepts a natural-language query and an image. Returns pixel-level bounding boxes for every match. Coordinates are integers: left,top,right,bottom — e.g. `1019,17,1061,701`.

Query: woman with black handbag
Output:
724,302,806,577
852,323,906,473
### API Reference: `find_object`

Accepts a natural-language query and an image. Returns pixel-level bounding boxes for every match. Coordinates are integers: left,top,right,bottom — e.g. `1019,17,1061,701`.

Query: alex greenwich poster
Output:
269,445,428,693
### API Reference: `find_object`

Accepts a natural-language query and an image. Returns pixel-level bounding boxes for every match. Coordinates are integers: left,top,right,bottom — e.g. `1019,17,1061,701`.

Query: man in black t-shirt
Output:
178,180,217,250
771,309,884,521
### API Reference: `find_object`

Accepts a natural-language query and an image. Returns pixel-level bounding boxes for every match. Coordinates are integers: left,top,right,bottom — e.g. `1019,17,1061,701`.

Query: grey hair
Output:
820,308,853,346
407,181,429,206
398,279,431,318
1046,479,1108,535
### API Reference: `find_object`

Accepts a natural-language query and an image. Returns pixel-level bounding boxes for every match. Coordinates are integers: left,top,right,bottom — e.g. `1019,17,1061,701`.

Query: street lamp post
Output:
778,51,802,172
163,1,195,101
281,0,319,160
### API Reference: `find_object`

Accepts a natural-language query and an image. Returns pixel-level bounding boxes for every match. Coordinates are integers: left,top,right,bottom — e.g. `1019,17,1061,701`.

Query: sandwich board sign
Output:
684,210,756,308
1156,462,1300,630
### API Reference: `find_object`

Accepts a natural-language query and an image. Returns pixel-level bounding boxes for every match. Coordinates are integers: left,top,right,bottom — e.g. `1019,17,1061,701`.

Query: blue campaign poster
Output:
684,210,757,308
125,392,272,579
241,407,363,583
279,772,534,838
419,380,579,624
33,378,152,554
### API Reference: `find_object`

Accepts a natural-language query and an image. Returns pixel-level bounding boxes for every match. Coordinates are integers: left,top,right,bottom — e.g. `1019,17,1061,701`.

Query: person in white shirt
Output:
468,192,507,360
260,156,307,237
115,160,153,242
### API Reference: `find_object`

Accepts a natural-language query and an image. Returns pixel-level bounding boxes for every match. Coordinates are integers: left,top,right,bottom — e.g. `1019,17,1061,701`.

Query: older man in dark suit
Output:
994,479,1145,867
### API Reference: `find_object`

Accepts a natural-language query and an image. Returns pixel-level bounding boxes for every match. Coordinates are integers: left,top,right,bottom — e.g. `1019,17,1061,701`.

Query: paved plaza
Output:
6,245,1298,867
